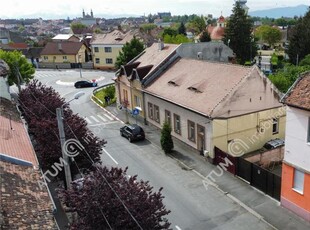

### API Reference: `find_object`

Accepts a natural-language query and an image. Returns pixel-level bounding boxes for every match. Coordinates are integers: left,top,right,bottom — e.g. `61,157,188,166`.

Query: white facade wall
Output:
284,106,310,171
145,93,213,153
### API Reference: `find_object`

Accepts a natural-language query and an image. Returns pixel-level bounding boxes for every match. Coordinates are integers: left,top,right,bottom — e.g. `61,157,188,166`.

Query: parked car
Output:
263,138,285,150
120,124,145,142
74,80,98,88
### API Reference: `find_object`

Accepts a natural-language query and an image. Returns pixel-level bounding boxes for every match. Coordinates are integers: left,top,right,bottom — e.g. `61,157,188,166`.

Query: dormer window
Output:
168,80,178,86
188,86,202,93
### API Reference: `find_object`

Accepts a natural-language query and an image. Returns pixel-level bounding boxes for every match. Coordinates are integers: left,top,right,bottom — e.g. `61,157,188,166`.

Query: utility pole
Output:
56,107,72,189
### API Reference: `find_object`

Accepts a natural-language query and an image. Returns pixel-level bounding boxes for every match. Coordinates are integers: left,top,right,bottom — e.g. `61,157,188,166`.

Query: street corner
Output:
55,79,75,86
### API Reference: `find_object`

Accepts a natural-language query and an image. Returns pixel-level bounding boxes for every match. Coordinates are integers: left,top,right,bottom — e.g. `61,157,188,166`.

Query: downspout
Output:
142,87,147,125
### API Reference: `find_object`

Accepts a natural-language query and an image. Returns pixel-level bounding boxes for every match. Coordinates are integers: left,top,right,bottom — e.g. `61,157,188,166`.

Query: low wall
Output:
38,63,71,69
245,146,284,168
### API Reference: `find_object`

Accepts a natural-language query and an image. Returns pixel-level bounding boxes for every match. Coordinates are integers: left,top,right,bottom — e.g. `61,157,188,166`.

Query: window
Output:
272,118,279,134
63,56,67,60
154,105,160,123
148,103,153,119
134,95,141,108
307,117,310,143
95,58,100,64
123,89,128,102
165,110,171,125
105,47,112,53
188,120,195,142
106,58,113,64
174,114,181,135
94,47,99,52
293,169,305,194
43,56,48,60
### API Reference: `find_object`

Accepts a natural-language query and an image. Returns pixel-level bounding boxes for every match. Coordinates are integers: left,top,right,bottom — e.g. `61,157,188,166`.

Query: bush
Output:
160,122,174,153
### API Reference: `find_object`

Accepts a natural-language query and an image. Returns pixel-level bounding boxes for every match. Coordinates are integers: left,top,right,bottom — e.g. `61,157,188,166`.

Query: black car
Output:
120,124,145,142
74,80,98,88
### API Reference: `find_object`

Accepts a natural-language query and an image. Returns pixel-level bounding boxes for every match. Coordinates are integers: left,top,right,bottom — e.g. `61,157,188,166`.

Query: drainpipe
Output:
142,90,147,125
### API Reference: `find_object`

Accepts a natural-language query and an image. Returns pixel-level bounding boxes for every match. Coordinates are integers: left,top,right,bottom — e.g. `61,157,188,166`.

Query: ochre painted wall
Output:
92,45,122,69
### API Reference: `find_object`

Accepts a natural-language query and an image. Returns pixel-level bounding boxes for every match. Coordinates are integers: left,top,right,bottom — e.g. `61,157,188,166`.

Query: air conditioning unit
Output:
203,150,209,157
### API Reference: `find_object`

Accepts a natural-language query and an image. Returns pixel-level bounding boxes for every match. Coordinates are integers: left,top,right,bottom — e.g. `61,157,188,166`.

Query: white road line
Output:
104,113,113,121
97,114,107,122
175,226,182,230
85,117,92,124
90,115,100,122
102,148,118,165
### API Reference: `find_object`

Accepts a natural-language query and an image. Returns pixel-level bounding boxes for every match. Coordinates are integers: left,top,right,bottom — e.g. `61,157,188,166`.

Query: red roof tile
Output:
283,72,310,111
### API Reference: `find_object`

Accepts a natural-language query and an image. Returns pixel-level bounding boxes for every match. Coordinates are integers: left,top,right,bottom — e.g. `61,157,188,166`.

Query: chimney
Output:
158,39,164,51
58,43,62,50
197,52,203,60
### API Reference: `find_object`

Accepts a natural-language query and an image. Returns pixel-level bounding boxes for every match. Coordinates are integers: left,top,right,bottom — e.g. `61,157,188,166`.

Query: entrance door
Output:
197,124,205,155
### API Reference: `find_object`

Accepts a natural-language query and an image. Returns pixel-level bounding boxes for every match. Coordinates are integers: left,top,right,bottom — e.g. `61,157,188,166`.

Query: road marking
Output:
175,226,182,230
88,121,118,126
102,148,118,165
90,115,100,122
85,117,92,124
97,114,107,122
104,113,113,121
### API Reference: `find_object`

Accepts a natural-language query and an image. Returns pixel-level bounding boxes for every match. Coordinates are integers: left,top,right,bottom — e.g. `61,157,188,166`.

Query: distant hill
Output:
249,5,309,18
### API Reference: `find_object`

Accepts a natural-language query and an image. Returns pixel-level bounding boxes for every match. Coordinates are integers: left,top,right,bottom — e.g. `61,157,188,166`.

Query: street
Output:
23,69,276,229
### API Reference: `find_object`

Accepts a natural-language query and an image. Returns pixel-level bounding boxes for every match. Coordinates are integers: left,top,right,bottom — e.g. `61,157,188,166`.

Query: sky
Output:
0,0,309,19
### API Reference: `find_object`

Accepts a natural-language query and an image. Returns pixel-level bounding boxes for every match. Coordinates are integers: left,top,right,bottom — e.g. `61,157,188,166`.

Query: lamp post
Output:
56,91,85,189
79,54,82,78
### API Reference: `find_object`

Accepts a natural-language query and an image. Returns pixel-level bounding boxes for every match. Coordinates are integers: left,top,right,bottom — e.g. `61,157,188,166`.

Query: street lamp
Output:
78,54,82,78
56,91,85,189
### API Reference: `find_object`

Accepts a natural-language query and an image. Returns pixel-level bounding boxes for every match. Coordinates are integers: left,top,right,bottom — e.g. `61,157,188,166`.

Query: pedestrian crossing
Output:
84,113,116,125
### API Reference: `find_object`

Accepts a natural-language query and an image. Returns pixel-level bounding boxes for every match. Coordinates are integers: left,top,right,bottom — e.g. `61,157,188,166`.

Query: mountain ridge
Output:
249,4,309,18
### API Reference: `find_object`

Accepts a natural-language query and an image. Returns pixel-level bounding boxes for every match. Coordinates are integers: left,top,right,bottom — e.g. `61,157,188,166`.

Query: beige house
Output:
144,59,285,158
91,30,137,70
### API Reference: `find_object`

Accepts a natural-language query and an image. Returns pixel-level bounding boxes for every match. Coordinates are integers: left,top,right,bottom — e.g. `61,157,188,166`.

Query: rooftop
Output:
91,30,137,45
40,41,84,55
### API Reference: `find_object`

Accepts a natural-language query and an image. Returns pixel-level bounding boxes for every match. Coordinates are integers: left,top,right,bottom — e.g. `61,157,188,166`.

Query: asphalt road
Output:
28,69,274,230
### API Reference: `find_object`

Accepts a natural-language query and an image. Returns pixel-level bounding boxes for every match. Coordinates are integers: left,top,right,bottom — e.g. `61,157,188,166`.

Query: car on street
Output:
120,124,145,142
74,80,98,88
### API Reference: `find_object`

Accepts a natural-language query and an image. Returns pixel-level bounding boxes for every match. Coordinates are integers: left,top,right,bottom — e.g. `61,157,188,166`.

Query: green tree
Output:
0,50,35,90
287,8,310,65
269,63,310,92
262,26,281,48
93,28,102,34
199,31,211,42
187,15,206,34
178,22,186,35
160,121,174,154
115,37,145,69
299,54,310,66
223,1,257,65
162,27,178,37
70,22,87,30
163,34,191,44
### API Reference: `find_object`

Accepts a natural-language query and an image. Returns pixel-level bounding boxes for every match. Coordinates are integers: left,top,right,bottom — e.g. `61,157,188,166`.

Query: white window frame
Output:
272,118,279,134
94,47,99,52
44,56,48,60
63,56,67,60
174,114,181,135
148,102,153,119
134,95,141,108
188,120,196,142
293,169,304,194
95,58,100,64
154,105,160,123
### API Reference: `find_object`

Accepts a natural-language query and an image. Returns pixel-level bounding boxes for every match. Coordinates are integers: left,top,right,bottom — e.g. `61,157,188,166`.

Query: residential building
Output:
144,59,285,157
40,41,90,65
281,72,310,222
90,30,137,70
52,34,80,42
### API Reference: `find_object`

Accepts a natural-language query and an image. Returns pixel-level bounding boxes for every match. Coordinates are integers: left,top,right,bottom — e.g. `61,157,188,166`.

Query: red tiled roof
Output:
40,41,84,55
218,16,225,23
207,26,225,40
0,116,37,166
283,72,310,111
0,161,57,229
8,43,28,49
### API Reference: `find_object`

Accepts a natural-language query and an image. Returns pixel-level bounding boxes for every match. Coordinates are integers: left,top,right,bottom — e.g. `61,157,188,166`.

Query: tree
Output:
0,50,35,88
162,27,178,37
187,15,206,34
58,166,171,229
70,22,87,30
160,121,174,154
223,1,257,64
178,22,186,35
269,63,310,93
18,80,105,172
115,37,145,69
299,54,310,66
199,31,211,42
257,25,282,47
163,34,191,44
287,8,310,65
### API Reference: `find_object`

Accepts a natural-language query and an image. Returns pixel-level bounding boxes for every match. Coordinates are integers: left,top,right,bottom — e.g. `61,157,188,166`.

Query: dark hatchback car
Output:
74,80,98,88
120,124,145,142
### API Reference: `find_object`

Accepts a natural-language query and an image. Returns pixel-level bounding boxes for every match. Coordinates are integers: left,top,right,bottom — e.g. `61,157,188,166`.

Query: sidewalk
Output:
104,103,310,230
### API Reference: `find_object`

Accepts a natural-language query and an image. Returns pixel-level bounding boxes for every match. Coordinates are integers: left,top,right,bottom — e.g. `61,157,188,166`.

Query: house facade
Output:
40,41,89,64
90,30,137,70
144,59,285,158
281,72,310,222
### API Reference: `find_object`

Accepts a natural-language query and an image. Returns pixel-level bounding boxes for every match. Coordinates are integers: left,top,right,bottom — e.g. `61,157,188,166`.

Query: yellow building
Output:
40,41,89,64
90,30,137,70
